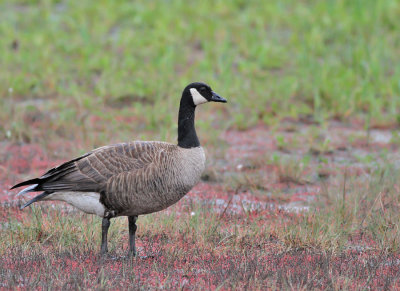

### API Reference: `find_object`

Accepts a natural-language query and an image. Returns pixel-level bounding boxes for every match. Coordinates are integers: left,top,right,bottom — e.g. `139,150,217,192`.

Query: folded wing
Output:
11,142,160,194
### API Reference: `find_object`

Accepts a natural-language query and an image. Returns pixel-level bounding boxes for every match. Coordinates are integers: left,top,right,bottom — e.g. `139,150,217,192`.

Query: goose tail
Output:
11,179,41,190
20,192,51,210
15,184,39,197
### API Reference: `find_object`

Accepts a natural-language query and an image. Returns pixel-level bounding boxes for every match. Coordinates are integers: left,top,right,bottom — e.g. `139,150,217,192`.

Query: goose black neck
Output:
177,98,200,148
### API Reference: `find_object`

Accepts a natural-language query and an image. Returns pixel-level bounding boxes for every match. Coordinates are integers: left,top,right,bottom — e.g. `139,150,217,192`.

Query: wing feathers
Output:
12,142,172,196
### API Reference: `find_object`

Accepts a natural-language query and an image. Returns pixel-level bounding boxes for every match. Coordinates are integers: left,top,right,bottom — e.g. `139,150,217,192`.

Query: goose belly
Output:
45,192,105,217
119,186,192,216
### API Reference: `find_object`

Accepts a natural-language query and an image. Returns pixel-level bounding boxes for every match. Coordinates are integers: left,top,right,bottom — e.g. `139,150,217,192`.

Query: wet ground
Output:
2,120,400,289
2,120,398,215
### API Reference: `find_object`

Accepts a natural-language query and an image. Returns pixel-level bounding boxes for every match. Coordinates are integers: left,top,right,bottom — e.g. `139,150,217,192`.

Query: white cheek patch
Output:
190,88,208,105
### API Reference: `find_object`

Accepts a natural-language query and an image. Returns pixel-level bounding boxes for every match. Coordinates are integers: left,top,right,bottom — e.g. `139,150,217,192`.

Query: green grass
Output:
2,162,400,288
276,164,400,253
1,0,400,147
2,1,400,288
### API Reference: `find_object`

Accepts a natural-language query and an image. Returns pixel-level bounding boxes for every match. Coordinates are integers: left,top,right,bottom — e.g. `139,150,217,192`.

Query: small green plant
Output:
276,157,310,186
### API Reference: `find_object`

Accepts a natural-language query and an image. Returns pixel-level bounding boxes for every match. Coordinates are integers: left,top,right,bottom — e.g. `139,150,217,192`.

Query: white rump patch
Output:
190,88,208,105
45,192,105,217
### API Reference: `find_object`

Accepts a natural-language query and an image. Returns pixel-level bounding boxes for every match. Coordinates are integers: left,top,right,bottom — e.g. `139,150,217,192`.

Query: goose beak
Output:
210,92,227,103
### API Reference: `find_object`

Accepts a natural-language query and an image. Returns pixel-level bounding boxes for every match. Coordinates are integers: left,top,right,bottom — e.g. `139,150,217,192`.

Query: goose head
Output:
183,82,227,107
177,82,227,148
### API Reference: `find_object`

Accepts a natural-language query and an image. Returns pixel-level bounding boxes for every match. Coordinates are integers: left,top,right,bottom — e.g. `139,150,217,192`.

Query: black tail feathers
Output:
10,178,41,190
20,192,51,210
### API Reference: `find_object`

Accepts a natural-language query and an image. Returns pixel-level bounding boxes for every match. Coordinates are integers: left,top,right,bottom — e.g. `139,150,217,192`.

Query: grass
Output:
4,130,400,288
1,0,400,146
2,164,400,289
1,0,400,289
277,165,400,252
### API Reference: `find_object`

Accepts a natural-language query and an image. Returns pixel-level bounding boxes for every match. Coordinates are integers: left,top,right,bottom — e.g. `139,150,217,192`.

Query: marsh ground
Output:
2,120,400,289
1,0,400,289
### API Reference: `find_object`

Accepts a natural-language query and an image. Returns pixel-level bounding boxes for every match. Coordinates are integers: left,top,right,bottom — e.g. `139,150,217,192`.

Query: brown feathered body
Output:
17,141,205,217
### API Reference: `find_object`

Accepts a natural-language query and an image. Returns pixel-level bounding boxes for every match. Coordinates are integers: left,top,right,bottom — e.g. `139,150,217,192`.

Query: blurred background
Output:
1,0,399,150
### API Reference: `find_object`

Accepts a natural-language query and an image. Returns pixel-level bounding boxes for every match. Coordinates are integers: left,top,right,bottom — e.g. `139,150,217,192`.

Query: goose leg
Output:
128,215,138,256
100,217,110,255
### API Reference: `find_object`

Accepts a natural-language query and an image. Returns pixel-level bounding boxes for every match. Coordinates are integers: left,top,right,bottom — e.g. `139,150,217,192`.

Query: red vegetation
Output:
2,121,400,289
2,243,400,289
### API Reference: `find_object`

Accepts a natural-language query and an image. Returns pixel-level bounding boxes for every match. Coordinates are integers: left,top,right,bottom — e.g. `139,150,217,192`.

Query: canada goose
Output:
11,82,227,256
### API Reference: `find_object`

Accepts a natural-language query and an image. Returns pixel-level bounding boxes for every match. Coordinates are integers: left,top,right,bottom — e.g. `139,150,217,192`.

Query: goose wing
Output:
11,142,167,194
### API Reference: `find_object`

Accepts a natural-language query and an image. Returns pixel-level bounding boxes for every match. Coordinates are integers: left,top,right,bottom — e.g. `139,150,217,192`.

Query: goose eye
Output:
200,87,206,92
